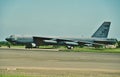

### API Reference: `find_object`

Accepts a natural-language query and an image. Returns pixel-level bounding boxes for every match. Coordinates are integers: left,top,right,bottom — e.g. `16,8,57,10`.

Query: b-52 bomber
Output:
6,22,118,49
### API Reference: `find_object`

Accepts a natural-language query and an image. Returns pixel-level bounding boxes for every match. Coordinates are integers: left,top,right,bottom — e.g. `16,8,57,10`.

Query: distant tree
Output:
118,41,120,48
0,41,12,46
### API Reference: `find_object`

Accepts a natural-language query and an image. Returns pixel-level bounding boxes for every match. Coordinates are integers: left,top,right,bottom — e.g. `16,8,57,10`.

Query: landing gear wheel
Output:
67,46,74,49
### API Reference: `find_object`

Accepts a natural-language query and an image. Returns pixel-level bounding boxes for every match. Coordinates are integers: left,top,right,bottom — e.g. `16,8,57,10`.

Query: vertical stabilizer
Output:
91,22,111,38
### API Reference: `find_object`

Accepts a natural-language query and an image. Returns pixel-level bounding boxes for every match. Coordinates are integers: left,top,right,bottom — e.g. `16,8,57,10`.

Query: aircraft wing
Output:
33,36,79,46
33,36,106,47
78,40,105,47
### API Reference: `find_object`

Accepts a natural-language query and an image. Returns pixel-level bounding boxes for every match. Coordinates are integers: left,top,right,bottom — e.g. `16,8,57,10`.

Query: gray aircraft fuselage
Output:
6,35,117,46
5,22,118,48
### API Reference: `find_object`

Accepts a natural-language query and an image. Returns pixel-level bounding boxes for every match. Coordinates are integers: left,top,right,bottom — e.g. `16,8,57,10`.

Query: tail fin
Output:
91,22,111,38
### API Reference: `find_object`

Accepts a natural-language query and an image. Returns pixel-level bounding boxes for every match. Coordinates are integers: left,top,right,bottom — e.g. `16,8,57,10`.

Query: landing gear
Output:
67,46,74,49
25,43,37,49
25,44,32,49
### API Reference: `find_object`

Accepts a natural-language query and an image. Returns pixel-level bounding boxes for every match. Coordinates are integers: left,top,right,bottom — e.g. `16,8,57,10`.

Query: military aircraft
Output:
6,22,118,49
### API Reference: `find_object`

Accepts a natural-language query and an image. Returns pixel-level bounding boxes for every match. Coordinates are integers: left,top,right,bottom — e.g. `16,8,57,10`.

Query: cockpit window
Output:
10,35,15,38
10,35,17,40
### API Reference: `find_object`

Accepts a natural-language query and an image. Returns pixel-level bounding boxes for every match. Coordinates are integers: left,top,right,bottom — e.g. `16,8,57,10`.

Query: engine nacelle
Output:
84,44,93,47
43,40,57,45
65,42,78,46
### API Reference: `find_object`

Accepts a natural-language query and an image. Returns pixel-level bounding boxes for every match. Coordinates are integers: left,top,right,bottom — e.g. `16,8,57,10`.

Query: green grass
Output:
1,45,120,53
0,74,31,77
0,72,120,77
39,45,55,49
59,47,120,53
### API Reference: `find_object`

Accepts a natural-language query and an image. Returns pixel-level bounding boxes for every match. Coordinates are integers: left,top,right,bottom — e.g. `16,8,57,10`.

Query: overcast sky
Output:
0,0,120,41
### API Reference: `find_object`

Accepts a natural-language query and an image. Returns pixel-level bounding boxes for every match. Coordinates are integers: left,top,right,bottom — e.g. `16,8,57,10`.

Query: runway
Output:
0,48,120,77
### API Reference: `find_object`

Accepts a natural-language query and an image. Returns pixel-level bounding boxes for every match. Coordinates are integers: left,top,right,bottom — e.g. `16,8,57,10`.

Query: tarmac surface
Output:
0,48,120,76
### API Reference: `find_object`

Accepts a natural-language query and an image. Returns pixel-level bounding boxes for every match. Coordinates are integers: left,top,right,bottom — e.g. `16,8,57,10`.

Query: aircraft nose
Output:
5,37,16,44
5,38,11,41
